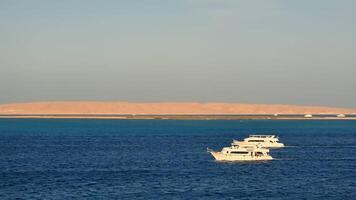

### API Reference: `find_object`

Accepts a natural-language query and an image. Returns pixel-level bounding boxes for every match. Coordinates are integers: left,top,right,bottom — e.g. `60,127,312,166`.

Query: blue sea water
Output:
0,119,356,199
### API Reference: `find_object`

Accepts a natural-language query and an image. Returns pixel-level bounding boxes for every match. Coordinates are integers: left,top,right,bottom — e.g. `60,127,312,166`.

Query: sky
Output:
0,0,356,107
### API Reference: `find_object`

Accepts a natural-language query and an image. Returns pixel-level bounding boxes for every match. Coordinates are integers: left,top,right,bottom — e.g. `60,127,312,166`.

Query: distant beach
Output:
1,114,356,120
0,102,355,120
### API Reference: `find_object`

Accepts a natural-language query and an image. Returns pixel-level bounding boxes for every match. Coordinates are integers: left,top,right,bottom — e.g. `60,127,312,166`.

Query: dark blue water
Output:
1,119,355,199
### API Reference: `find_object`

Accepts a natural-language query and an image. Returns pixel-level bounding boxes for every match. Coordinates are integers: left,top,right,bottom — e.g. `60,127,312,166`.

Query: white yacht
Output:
233,135,284,148
207,142,273,161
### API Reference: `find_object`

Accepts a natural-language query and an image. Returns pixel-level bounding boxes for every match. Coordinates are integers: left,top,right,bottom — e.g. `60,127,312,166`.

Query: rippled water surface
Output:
1,119,356,199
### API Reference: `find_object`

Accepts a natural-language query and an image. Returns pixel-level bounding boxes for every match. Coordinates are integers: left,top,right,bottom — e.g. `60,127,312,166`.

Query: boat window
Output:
230,151,248,154
248,140,265,142
256,152,263,155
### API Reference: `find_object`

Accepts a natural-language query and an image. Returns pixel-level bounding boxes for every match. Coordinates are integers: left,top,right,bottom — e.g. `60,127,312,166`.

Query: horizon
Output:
1,1,356,107
1,100,356,109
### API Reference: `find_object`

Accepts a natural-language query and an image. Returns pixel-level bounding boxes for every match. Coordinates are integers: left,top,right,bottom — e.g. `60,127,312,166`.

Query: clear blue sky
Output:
1,0,355,107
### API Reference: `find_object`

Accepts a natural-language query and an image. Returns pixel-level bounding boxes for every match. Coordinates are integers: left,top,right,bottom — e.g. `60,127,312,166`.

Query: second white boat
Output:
233,135,284,148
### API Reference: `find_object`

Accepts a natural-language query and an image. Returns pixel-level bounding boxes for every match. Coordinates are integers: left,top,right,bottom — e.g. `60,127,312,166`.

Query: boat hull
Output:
210,151,273,161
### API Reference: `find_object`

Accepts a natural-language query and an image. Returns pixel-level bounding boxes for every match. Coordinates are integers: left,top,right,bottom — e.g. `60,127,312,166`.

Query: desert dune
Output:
0,102,355,115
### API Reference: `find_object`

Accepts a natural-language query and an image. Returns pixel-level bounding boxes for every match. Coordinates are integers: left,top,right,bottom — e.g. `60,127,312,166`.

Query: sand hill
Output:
0,102,355,115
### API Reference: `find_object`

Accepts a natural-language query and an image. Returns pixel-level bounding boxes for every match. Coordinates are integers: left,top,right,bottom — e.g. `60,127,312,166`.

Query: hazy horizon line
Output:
1,100,356,109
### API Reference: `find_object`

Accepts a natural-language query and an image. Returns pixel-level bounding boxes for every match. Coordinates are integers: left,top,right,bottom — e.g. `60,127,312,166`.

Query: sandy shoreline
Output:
1,102,355,120
1,114,355,120
1,102,356,115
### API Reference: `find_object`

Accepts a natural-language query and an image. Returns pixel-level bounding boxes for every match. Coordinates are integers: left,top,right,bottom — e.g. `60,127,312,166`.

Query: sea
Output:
0,119,355,199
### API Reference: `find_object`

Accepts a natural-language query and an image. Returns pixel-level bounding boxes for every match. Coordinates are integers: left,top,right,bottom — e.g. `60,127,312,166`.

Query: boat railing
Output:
249,135,276,138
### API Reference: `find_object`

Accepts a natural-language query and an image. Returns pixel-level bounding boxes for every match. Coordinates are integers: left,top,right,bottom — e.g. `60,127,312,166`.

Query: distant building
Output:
304,114,313,118
273,114,279,117
336,114,346,118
